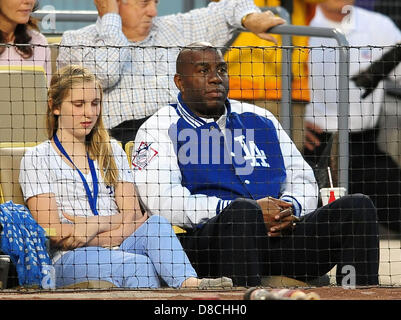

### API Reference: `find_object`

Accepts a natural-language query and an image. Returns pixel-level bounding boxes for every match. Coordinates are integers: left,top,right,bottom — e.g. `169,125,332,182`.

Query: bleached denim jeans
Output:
53,215,197,288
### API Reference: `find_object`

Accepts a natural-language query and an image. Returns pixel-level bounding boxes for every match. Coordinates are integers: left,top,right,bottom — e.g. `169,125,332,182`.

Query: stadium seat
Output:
46,36,62,44
0,143,116,289
0,142,37,204
0,66,48,143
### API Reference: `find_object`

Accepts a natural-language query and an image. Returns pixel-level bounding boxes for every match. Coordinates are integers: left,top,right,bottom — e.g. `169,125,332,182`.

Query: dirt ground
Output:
0,286,401,300
1,238,401,301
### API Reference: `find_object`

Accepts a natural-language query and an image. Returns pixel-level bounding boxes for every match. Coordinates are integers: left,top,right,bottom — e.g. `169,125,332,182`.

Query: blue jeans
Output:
53,215,197,288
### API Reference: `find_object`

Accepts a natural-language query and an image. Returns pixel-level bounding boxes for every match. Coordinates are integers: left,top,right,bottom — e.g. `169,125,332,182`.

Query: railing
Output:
267,24,350,191
32,10,98,22
223,7,293,137
266,6,292,138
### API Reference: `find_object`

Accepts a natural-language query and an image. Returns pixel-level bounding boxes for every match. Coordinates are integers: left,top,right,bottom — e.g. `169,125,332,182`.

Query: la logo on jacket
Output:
234,135,270,168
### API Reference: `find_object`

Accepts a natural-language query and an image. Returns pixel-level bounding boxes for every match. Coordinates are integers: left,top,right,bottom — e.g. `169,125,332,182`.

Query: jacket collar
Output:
176,93,231,128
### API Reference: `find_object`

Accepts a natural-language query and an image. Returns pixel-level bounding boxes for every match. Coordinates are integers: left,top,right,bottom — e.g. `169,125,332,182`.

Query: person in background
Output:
303,0,401,233
18,64,233,289
56,0,285,147
0,0,51,82
133,42,379,287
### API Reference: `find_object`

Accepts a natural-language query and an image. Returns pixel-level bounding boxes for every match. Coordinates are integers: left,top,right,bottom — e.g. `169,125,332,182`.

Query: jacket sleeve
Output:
275,119,319,216
133,126,228,228
57,13,131,90
250,105,319,216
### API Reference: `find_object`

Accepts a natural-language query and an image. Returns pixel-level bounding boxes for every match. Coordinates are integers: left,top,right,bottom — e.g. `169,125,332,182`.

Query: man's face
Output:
175,49,229,118
118,0,158,41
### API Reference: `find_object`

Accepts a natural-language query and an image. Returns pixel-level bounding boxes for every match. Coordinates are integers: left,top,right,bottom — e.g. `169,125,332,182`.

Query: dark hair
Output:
0,1,40,59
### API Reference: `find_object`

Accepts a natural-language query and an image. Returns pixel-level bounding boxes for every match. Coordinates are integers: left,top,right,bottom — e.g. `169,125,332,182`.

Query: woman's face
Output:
53,80,102,142
0,0,35,32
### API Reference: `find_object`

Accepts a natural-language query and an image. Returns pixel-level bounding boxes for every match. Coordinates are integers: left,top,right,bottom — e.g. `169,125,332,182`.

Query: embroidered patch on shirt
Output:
360,48,373,60
132,142,158,170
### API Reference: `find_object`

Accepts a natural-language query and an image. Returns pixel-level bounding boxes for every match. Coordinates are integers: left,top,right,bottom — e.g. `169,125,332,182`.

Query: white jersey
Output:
19,139,134,224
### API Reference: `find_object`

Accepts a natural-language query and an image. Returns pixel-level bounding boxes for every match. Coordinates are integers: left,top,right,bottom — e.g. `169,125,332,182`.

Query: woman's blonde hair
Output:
47,65,119,186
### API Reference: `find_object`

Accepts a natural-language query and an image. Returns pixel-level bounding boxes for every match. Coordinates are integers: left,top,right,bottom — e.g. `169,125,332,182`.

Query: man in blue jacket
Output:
133,42,380,287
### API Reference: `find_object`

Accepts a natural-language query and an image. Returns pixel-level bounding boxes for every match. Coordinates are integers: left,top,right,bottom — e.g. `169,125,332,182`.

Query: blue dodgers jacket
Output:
133,95,318,229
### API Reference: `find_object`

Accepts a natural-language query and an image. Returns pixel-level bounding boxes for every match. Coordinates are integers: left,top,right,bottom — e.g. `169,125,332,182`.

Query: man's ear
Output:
174,73,184,93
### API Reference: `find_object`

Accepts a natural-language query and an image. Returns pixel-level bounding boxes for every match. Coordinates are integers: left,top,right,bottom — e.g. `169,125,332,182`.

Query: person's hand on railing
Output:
94,0,119,17
241,10,285,44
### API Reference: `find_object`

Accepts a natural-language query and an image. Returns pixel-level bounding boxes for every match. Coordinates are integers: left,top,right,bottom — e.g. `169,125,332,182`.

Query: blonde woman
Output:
18,65,232,289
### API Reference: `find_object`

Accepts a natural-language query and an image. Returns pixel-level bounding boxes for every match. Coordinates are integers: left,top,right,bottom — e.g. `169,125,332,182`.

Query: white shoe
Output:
198,277,233,289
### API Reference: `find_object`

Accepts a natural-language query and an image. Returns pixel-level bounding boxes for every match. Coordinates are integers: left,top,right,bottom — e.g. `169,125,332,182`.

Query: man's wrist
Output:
241,13,253,28
280,195,302,217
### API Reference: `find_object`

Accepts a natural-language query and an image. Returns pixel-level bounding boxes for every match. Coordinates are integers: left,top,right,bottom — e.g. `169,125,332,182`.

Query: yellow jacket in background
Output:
225,0,323,102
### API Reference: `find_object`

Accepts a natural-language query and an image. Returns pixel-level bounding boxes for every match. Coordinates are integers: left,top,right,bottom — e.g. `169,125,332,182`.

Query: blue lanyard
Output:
53,134,99,216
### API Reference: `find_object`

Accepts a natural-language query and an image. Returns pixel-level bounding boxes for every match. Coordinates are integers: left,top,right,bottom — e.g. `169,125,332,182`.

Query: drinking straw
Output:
327,167,334,188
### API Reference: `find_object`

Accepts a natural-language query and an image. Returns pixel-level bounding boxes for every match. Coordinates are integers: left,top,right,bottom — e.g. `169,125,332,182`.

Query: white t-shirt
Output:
305,6,401,132
19,139,134,224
